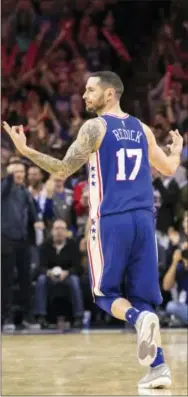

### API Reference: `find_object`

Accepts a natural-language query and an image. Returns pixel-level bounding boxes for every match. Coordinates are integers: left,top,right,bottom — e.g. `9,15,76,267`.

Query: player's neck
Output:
97,103,125,117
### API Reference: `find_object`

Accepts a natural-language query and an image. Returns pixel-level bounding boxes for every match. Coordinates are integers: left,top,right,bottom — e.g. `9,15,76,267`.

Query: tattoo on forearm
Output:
26,118,104,178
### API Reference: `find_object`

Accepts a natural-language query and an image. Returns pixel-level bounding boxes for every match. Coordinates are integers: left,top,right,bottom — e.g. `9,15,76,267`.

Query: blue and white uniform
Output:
87,113,162,310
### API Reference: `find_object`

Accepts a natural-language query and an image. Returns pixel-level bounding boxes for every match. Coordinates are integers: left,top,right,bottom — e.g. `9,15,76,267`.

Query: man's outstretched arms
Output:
3,119,105,179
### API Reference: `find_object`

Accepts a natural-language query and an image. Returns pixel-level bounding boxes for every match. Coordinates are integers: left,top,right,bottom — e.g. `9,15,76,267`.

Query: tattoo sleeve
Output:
24,118,104,179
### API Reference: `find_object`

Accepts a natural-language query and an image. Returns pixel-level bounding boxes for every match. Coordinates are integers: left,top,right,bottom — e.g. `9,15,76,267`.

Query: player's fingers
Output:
169,130,181,142
19,125,25,136
169,130,176,141
12,126,19,135
173,130,181,140
169,130,175,138
175,130,183,140
173,131,183,143
2,121,12,134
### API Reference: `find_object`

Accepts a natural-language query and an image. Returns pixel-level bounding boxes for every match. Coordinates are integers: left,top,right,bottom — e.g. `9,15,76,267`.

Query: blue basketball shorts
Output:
87,209,162,308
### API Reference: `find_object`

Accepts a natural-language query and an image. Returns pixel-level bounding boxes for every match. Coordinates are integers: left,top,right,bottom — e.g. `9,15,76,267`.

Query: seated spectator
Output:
163,242,188,325
34,219,84,328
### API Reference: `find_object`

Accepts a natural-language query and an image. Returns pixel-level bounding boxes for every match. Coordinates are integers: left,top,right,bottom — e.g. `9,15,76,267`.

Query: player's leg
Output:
88,212,163,370
94,212,162,369
88,212,152,335
88,212,136,320
127,209,171,388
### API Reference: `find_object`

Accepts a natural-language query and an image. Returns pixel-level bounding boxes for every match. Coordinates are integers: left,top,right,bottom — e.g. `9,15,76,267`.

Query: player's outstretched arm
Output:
2,119,104,179
142,123,183,176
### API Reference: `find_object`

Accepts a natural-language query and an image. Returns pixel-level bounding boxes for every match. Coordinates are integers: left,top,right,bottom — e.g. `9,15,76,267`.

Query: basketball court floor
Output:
2,329,187,396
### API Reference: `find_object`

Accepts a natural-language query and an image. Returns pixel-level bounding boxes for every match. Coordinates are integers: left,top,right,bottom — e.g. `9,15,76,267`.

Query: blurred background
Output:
1,0,188,333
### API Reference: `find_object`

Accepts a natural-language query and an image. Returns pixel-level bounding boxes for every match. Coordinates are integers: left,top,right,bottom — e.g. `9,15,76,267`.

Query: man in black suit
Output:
1,162,43,331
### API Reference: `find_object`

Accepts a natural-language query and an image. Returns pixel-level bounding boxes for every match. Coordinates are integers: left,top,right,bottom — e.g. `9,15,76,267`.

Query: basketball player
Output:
3,71,183,389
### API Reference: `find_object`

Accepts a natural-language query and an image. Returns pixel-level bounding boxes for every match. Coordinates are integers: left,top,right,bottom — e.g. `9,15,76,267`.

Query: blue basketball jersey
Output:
88,113,154,218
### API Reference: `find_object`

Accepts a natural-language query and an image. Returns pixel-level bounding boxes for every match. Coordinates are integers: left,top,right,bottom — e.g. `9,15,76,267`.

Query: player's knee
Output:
95,295,117,316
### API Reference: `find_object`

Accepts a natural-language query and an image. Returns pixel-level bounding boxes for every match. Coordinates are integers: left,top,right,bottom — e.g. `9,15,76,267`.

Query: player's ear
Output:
107,88,115,100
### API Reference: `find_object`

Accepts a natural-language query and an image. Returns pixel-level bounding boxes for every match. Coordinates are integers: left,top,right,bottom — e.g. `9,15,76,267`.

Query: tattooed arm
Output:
3,119,105,179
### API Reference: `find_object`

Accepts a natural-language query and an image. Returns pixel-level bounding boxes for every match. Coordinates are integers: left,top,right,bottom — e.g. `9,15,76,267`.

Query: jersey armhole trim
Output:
91,117,107,153
137,118,150,149
97,117,108,149
98,116,107,131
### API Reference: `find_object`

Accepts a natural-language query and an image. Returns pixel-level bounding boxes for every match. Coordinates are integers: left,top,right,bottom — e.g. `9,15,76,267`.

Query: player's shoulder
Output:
80,117,105,132
78,118,106,152
79,117,106,139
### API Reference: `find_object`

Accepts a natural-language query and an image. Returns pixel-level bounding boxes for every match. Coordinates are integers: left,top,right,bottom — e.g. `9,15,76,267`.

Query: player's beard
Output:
86,94,106,115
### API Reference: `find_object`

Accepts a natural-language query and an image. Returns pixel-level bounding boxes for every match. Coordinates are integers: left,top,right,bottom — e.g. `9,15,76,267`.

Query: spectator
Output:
73,181,89,236
152,168,180,235
163,242,188,325
79,24,110,72
34,219,84,328
1,162,43,331
44,176,73,227
27,165,47,259
27,165,45,195
166,211,188,268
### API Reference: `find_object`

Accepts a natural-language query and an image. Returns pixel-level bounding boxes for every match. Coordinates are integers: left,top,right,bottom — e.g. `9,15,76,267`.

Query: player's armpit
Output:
142,123,181,176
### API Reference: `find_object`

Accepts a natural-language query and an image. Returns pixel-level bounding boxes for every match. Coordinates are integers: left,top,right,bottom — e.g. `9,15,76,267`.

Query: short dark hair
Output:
28,165,41,171
8,160,25,167
91,71,124,98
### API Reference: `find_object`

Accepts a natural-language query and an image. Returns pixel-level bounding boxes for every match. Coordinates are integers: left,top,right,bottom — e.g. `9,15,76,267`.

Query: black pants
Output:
1,235,31,321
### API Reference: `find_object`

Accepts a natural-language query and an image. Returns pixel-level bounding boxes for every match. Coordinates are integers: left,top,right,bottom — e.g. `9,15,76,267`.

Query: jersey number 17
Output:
116,148,142,181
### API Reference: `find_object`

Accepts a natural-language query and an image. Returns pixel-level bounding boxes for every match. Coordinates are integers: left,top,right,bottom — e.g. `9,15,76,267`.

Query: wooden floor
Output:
2,329,187,396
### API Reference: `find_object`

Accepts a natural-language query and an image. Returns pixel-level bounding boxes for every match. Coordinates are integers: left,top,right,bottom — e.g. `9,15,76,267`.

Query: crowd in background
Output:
1,0,188,332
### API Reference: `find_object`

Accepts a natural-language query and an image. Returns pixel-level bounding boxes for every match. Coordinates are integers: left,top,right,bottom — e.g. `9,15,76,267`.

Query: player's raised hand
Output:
2,122,27,155
167,129,183,156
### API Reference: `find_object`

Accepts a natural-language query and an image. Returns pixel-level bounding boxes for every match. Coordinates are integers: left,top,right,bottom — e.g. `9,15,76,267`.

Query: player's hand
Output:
167,129,183,156
2,122,27,155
